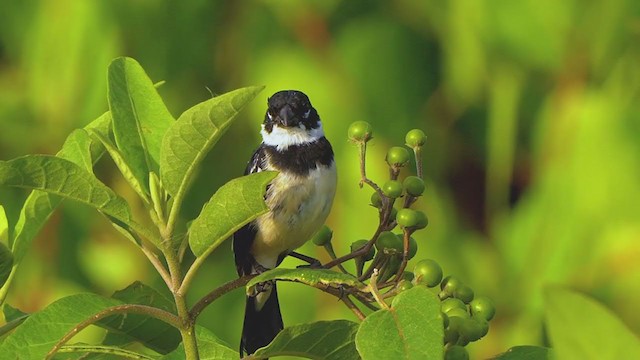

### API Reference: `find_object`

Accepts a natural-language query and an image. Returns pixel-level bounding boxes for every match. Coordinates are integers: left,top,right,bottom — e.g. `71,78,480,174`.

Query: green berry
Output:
454,285,474,304
413,259,443,287
375,231,403,254
311,225,333,246
347,121,372,142
444,345,469,360
351,240,375,261
408,236,418,259
444,316,464,345
446,307,469,319
382,180,403,198
389,207,398,221
441,298,467,314
459,318,489,342
440,276,463,295
405,129,427,148
414,210,428,229
470,296,496,321
396,280,413,293
402,271,414,282
403,176,425,196
386,146,410,167
441,312,450,328
370,192,382,208
396,208,419,228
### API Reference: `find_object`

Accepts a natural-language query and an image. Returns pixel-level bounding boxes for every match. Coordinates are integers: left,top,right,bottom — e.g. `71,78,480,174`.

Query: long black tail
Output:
240,283,284,355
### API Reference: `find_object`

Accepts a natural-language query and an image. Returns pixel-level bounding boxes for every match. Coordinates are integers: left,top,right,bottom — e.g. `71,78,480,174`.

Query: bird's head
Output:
261,90,324,150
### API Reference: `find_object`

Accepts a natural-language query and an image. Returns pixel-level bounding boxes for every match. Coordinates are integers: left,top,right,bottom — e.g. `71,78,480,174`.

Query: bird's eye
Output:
267,111,274,120
303,109,311,119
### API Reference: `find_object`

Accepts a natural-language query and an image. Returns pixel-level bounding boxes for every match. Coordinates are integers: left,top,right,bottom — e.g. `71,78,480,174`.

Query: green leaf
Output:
98,281,180,354
247,268,361,295
0,304,28,338
0,205,8,244
11,112,110,263
0,293,121,359
252,320,360,360
489,346,553,360
57,129,99,173
544,287,640,360
0,155,131,224
355,286,443,360
189,171,276,257
57,344,157,360
87,128,150,202
160,85,264,197
0,242,12,288
108,57,174,193
161,325,237,360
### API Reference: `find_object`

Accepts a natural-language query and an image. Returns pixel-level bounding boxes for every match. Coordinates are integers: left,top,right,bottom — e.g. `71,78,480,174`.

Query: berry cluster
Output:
314,122,494,359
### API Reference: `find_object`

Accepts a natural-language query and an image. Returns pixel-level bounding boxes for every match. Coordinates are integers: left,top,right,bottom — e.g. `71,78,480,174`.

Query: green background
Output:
1,0,639,358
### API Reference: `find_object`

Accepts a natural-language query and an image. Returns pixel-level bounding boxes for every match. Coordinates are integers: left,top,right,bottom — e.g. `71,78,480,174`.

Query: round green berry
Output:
440,276,463,295
446,307,469,320
408,236,418,259
375,231,403,254
350,240,375,261
311,225,333,246
403,176,425,197
413,259,443,287
470,296,496,321
405,129,427,148
370,192,382,208
444,345,469,360
347,121,372,142
460,318,489,342
402,271,414,282
389,207,398,221
414,210,428,229
396,280,413,293
444,316,463,345
386,146,410,167
441,297,467,314
441,311,450,328
396,208,419,228
382,180,403,198
454,285,475,304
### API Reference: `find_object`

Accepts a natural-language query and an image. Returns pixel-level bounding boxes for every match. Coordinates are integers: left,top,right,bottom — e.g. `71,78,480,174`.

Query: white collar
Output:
261,122,325,151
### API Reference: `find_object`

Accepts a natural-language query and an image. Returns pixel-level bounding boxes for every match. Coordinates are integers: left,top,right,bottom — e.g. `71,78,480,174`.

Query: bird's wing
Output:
233,145,267,276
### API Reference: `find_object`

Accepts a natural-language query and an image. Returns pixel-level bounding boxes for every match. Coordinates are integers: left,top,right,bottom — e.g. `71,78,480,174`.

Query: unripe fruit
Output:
459,318,489,342
454,285,474,304
470,296,496,321
441,298,467,314
414,210,428,229
405,129,427,148
347,121,372,142
403,176,425,197
382,180,403,198
370,192,382,208
402,271,414,282
375,231,403,254
396,280,413,293
408,236,418,259
350,240,375,261
386,146,410,167
389,207,398,222
396,208,419,228
444,345,469,360
446,307,469,320
441,312,450,328
444,316,464,345
311,225,333,246
413,259,443,287
440,276,463,296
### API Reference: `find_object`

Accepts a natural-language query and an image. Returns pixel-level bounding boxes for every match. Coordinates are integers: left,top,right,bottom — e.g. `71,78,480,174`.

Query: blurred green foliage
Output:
1,0,639,358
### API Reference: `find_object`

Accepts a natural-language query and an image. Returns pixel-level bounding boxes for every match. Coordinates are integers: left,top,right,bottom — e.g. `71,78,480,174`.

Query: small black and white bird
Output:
233,90,337,355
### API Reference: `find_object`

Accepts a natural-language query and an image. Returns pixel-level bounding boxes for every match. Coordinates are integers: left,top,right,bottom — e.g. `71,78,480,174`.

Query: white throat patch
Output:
261,122,325,150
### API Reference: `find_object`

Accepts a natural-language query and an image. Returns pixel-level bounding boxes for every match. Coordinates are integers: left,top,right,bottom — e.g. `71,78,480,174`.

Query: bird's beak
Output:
279,104,295,127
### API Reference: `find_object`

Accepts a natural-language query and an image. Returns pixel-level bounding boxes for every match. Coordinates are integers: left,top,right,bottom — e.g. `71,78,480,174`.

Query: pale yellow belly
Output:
251,164,336,269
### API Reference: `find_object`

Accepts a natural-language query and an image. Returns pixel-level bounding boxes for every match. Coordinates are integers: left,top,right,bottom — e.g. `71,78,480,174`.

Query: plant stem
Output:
45,304,181,359
368,270,389,310
190,275,255,320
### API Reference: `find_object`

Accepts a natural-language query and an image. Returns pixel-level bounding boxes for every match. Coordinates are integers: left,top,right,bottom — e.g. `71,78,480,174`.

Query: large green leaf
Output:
98,281,180,354
161,326,237,360
0,242,12,288
246,268,361,295
108,57,174,193
252,320,360,360
0,155,131,224
490,346,553,360
544,287,640,360
11,112,110,263
0,294,121,359
160,86,264,197
189,171,276,257
0,304,28,338
56,344,157,360
355,286,443,360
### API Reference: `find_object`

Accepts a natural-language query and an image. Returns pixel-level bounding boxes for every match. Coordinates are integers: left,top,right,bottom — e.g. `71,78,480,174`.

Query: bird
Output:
233,90,337,355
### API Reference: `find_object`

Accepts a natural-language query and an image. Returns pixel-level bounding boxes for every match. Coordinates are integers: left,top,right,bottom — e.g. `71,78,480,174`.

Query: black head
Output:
263,90,320,132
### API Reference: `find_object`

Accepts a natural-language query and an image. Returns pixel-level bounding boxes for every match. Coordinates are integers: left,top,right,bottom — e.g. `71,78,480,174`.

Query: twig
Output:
190,275,256,320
